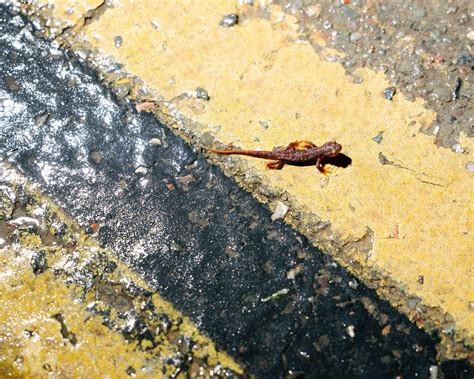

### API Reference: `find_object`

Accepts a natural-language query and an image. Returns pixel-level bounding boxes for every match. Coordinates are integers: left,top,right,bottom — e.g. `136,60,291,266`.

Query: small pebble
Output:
34,112,51,127
135,166,148,175
442,322,455,334
220,14,239,27
126,366,136,377
305,4,322,18
349,32,362,42
286,265,302,280
271,201,289,221
346,325,355,338
89,150,102,164
447,114,457,124
452,143,464,154
407,297,420,309
465,161,474,172
429,31,440,42
195,86,210,101
371,131,384,144
177,174,195,187
429,365,438,379
139,177,149,188
383,87,396,100
4,75,21,91
446,6,457,15
457,52,472,65
381,324,391,337
352,75,364,84
8,216,40,227
348,280,358,289
114,35,123,49
115,84,130,98
412,6,426,18
324,55,338,62
149,138,162,145
258,120,269,129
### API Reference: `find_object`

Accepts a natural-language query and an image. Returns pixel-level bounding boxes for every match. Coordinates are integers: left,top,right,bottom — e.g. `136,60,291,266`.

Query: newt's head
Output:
322,141,342,157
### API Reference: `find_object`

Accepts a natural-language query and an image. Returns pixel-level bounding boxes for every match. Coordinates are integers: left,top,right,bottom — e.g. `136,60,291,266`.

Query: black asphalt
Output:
0,5,471,378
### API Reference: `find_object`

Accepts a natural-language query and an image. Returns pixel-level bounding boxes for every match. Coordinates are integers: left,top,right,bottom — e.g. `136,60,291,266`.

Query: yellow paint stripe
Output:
0,165,242,377
27,0,472,356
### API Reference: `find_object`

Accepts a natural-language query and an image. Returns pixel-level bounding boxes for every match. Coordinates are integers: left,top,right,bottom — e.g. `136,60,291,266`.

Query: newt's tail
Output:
208,148,276,159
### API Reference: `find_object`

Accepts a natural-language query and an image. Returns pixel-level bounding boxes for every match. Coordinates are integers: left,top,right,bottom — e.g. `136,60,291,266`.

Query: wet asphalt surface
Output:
0,4,472,379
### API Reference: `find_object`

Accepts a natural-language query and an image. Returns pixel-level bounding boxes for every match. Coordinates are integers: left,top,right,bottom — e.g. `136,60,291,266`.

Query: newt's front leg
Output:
316,157,331,175
266,160,285,170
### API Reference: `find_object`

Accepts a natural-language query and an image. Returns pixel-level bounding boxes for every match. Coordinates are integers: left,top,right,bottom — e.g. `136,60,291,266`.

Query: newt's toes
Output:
317,165,332,175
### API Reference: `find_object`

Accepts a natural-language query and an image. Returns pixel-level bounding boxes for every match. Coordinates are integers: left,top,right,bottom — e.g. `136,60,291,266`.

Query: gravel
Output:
274,0,473,151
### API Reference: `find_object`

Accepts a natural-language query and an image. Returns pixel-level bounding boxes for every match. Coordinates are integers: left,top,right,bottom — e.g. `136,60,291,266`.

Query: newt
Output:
209,140,342,174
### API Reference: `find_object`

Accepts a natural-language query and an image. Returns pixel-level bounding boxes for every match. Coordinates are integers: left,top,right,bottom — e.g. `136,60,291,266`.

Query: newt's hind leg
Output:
285,140,317,150
266,160,285,170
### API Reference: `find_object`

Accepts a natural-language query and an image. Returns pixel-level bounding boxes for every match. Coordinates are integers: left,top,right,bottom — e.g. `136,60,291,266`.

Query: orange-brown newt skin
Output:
209,140,342,174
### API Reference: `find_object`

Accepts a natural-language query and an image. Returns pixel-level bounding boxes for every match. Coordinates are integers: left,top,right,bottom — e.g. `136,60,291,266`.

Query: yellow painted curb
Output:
25,0,473,358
